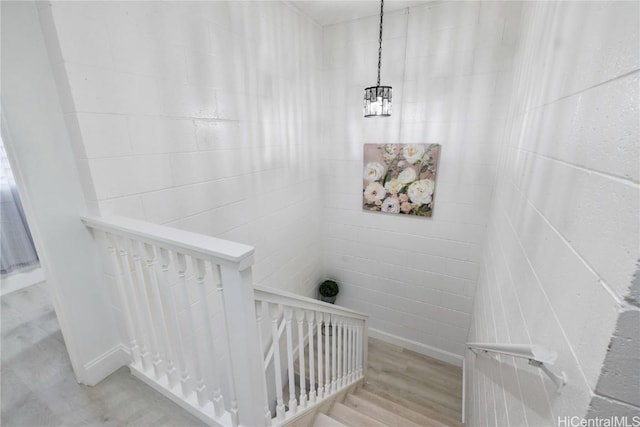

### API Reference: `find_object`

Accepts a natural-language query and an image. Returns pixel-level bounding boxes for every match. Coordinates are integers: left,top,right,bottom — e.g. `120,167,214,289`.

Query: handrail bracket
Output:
528,359,566,393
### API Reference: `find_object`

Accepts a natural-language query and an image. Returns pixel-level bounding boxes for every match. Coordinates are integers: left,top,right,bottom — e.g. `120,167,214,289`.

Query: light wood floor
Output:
366,338,463,422
1,282,205,426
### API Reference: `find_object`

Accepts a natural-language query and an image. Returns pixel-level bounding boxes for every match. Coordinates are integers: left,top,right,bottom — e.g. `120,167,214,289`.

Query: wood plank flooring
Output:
1,282,205,426
365,338,463,422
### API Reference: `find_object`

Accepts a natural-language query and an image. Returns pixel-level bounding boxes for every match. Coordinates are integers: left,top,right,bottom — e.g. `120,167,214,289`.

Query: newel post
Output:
219,261,269,427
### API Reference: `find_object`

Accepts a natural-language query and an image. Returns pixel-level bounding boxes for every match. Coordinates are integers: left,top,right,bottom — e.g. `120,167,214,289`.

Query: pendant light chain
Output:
364,0,391,117
377,0,384,87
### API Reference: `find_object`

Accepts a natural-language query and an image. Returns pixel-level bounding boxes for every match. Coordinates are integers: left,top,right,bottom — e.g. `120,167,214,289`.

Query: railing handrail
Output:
466,342,557,364
254,285,368,321
467,342,566,393
82,215,255,270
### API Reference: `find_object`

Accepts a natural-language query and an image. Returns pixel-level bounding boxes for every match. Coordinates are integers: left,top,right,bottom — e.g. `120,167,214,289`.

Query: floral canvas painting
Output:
363,143,441,217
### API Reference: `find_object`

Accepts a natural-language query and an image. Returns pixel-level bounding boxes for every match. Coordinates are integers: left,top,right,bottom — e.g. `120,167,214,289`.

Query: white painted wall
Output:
321,1,521,362
465,1,639,425
1,1,121,385
39,1,324,297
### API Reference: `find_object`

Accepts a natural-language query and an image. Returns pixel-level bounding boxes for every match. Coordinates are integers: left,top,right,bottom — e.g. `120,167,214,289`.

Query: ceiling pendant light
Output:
364,0,391,117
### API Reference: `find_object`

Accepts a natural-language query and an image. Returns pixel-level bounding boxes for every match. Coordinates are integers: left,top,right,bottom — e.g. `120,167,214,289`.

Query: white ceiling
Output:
288,1,429,26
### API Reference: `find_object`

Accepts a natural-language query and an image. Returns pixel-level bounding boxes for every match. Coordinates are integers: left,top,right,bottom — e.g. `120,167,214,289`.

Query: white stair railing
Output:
83,216,268,427
467,342,567,393
254,286,368,426
83,215,369,427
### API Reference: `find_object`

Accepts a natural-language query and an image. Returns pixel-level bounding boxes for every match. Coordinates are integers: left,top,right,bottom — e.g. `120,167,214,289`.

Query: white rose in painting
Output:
364,162,385,182
364,182,386,203
384,144,399,156
383,144,399,162
407,179,435,206
381,197,400,214
384,179,403,195
402,144,426,164
397,167,417,184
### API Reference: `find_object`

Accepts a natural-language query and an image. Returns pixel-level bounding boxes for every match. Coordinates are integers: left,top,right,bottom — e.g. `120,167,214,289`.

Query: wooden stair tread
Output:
353,387,451,427
362,383,463,427
313,412,348,427
366,369,462,417
343,393,425,427
329,402,387,427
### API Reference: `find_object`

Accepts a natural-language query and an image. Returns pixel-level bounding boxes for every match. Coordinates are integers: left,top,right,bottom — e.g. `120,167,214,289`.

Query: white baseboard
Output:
1,266,45,296
368,328,464,367
82,344,129,386
129,362,229,427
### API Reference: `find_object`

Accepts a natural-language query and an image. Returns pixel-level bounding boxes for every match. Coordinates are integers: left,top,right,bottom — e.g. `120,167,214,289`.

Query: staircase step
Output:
343,393,424,427
328,402,387,427
361,383,463,427
354,387,453,427
313,412,348,427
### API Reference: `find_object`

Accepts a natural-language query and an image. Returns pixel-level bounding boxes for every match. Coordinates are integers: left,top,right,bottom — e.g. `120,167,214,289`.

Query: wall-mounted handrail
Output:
467,342,566,393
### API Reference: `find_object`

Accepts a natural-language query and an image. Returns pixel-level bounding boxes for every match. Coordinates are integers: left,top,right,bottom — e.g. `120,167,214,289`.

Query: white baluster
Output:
355,323,361,379
157,248,190,395
105,233,140,365
338,317,348,387
331,316,337,393
295,308,307,409
353,322,358,379
306,310,316,403
269,303,286,420
357,324,364,377
316,312,324,400
345,319,350,384
348,320,356,383
343,318,349,386
337,316,343,389
355,323,360,379
363,321,369,378
255,301,272,426
324,313,331,395
117,237,152,372
142,243,176,386
195,258,228,411
176,252,205,401
284,307,297,414
130,240,163,379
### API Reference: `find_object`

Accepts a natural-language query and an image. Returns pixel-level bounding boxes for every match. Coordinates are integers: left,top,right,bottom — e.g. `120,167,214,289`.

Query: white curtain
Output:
0,136,39,275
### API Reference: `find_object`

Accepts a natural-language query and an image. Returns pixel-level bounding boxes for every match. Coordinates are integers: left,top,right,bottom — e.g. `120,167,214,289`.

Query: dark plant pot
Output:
319,295,337,304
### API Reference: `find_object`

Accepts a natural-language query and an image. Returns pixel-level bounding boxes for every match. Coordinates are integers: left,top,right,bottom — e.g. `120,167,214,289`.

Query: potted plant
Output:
318,280,339,304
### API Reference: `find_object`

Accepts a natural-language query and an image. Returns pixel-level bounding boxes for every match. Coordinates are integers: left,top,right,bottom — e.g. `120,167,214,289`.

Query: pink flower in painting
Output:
399,194,409,203
400,202,412,213
364,182,386,203
381,197,400,214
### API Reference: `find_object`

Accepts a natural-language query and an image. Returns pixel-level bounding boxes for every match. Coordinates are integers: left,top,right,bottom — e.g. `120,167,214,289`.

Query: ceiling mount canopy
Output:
363,0,392,118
